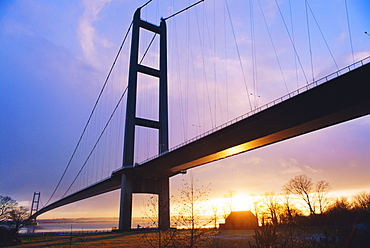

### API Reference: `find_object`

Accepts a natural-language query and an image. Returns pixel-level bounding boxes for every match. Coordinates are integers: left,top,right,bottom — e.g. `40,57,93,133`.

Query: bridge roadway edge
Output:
31,62,370,218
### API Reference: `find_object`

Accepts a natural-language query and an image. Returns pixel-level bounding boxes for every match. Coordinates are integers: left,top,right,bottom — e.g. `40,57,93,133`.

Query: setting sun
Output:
231,194,254,211
208,193,254,216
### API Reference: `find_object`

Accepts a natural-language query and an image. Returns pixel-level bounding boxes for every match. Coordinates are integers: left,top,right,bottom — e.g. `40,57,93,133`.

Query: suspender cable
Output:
249,0,258,109
63,86,129,197
344,0,355,63
223,4,229,120
306,2,338,70
288,0,299,89
226,0,252,111
274,0,308,84
45,22,133,205
194,7,214,128
257,0,289,93
305,0,315,82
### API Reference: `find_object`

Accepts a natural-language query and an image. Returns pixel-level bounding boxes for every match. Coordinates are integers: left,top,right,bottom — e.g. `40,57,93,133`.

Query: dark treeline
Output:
253,175,370,227
249,175,370,248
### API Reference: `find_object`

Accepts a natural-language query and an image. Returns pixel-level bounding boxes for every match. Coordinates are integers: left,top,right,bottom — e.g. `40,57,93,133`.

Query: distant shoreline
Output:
35,217,119,224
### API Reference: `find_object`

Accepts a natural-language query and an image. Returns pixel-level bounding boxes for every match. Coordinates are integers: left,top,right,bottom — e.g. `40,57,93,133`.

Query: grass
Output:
14,229,256,247
15,232,150,247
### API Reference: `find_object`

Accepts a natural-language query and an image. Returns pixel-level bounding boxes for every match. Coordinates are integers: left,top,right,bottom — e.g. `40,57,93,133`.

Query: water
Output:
21,217,144,234
21,217,219,234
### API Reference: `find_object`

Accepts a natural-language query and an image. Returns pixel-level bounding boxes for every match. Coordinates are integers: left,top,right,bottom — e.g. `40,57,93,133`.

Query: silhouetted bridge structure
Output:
30,6,370,231
32,56,370,223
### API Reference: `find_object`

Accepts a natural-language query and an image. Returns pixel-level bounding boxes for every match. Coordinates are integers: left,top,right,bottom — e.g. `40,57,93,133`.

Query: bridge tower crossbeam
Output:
119,7,169,231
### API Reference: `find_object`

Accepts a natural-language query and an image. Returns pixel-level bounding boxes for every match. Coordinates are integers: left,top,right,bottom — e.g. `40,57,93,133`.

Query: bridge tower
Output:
29,191,40,224
119,7,169,231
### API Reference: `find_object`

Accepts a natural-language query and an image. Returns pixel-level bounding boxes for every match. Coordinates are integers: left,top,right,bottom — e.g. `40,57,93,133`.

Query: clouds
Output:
78,0,115,65
0,1,105,200
279,158,303,174
279,158,321,174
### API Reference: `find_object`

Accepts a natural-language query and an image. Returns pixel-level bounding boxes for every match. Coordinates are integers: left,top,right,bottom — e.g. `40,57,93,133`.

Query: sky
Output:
1,0,370,220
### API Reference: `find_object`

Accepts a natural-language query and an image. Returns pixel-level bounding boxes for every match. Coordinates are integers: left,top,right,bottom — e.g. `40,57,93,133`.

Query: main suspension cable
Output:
63,86,129,197
45,22,133,206
163,0,204,21
139,33,157,64
140,0,153,9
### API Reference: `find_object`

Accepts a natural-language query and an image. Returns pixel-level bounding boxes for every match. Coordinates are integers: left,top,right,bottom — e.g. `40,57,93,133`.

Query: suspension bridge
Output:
29,1,370,231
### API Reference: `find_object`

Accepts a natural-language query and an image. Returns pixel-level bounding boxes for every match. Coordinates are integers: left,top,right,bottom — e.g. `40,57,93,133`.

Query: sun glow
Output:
208,193,255,216
232,194,254,211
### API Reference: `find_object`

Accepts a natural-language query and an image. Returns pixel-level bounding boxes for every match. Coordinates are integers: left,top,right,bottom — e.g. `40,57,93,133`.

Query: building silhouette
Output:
220,211,258,230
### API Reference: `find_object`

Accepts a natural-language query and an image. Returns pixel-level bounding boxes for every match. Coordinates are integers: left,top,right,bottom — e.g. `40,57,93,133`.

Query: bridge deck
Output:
32,62,370,218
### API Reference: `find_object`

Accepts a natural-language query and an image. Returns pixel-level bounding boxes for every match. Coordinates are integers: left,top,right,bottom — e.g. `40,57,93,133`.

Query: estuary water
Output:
20,217,218,234
20,217,147,234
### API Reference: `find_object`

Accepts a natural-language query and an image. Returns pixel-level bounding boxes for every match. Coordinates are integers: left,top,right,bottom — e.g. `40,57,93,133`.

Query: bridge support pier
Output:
118,174,170,231
158,177,170,230
118,173,133,231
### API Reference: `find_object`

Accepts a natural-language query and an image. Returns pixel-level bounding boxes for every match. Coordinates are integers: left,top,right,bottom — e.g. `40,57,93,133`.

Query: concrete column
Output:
159,18,168,154
119,173,133,231
119,8,140,232
158,11,170,233
123,8,140,169
158,177,170,230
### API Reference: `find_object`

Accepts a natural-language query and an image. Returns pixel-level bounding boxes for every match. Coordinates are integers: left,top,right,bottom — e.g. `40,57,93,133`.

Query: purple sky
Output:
1,0,369,218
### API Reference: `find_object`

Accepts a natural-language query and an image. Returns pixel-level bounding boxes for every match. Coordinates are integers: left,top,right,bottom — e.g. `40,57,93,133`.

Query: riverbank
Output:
12,230,254,247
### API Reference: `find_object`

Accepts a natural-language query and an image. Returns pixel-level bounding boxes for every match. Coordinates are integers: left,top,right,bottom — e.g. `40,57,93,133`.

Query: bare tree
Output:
8,206,29,231
328,197,351,212
353,191,370,211
141,195,159,228
173,172,211,248
283,175,331,216
283,175,316,215
315,180,331,214
252,196,263,226
0,196,17,221
261,192,282,226
0,196,29,246
211,204,219,229
282,190,293,225
281,189,301,225
140,195,177,248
